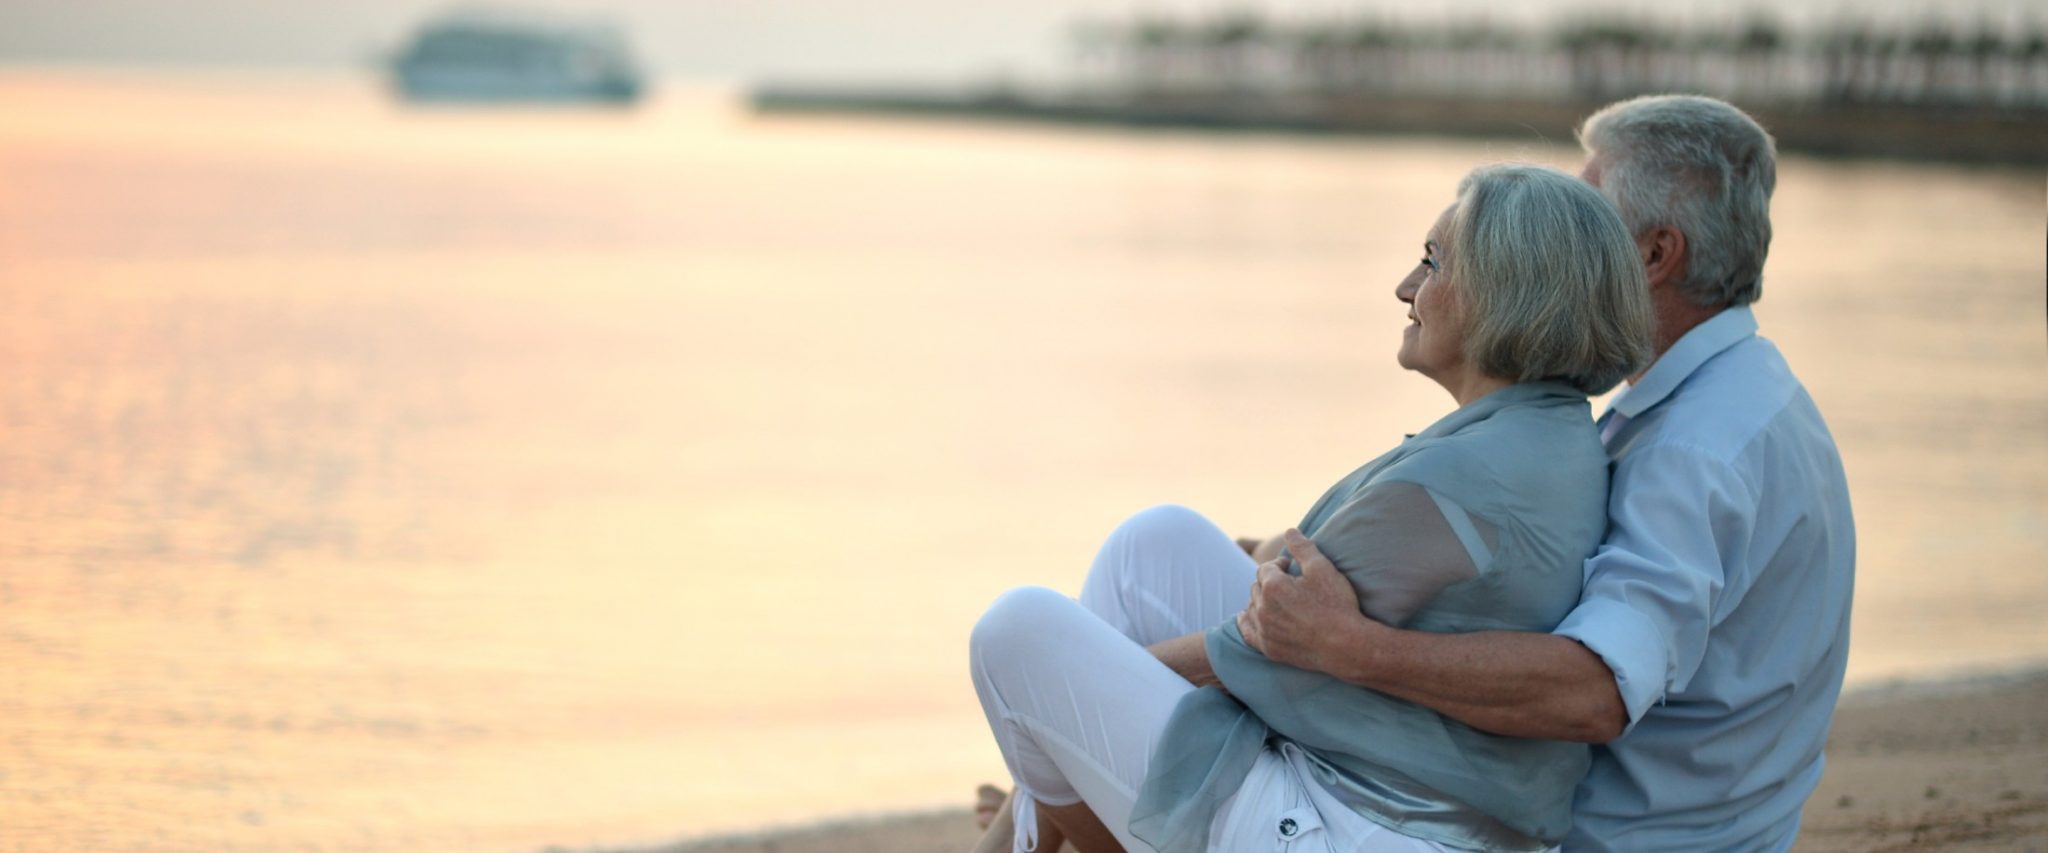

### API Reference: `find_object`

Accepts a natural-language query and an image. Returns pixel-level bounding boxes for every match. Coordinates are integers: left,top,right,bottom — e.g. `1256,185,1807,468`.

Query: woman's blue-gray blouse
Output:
1129,382,1610,852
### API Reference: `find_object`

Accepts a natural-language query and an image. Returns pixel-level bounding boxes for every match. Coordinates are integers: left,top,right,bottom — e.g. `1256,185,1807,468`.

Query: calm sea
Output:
1,72,2042,851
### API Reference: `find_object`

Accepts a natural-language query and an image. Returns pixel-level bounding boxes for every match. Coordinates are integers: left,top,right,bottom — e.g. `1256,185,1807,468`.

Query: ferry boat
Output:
391,10,645,105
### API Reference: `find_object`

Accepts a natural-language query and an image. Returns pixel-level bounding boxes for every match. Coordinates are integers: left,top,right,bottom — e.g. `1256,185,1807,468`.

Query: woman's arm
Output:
1239,530,1627,743
1246,534,1288,565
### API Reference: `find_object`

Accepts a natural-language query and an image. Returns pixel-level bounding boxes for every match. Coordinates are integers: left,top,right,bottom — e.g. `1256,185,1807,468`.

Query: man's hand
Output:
1237,529,1372,674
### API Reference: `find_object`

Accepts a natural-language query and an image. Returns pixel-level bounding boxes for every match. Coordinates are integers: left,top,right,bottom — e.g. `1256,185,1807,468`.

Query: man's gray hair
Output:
1446,164,1654,396
1576,94,1777,308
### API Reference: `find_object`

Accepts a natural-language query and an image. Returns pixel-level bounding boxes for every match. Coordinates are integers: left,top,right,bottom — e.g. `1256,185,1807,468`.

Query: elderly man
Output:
1239,93,1856,851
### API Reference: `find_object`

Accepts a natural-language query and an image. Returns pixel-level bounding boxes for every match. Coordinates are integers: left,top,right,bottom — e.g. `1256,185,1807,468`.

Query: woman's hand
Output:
1238,529,1371,675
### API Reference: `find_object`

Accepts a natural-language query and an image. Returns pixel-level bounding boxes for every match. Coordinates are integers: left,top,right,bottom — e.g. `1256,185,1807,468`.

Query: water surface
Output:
1,72,2042,851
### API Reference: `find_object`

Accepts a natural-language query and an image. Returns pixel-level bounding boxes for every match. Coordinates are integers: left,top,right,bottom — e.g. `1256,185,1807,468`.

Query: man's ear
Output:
1640,226,1688,291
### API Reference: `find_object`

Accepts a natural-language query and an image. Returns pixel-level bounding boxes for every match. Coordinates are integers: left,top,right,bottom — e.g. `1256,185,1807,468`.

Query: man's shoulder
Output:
1628,335,1810,461
1616,334,1847,511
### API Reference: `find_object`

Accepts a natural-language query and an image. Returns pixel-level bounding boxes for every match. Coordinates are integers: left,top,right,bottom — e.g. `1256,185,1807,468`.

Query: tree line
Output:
1069,12,2048,108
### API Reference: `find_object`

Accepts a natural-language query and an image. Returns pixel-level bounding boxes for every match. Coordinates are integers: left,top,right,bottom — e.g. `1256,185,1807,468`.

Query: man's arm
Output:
1239,530,1627,743
1305,615,1627,743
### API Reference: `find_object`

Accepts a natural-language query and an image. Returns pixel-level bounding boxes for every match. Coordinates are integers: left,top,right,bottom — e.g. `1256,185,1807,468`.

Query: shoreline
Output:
1835,661,2048,707
580,663,2048,853
748,87,2048,167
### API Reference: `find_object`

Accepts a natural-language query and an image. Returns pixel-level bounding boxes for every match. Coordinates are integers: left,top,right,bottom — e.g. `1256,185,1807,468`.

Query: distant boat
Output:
390,9,646,105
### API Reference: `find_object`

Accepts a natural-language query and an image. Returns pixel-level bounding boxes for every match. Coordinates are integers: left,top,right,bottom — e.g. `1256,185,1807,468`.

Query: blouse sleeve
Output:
1307,479,1498,627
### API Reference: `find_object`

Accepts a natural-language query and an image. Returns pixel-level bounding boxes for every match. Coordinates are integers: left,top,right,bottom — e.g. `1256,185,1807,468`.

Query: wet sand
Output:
601,667,2048,853
1798,669,2048,852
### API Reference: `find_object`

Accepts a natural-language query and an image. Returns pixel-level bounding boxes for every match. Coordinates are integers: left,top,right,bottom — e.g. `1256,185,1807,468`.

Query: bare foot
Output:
974,783,1006,831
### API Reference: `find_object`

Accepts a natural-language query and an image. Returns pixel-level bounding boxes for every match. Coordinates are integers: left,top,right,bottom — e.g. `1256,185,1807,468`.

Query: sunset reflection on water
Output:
1,72,2042,850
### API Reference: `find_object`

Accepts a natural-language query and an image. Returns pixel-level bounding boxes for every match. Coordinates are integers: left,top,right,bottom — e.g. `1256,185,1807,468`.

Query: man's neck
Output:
1633,293,1727,384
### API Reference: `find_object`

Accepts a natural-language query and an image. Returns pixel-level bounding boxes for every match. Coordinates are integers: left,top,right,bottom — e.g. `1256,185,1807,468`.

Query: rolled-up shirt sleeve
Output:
1554,444,1756,733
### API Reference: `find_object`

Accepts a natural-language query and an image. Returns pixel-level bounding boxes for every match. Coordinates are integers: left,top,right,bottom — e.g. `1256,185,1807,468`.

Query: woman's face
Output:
1396,205,1467,380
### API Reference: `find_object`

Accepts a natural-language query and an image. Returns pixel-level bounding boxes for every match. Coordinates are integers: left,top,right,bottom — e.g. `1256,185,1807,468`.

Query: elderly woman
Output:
968,164,1654,853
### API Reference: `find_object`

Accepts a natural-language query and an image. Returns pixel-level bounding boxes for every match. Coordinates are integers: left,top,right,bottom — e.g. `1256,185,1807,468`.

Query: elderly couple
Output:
967,93,1855,853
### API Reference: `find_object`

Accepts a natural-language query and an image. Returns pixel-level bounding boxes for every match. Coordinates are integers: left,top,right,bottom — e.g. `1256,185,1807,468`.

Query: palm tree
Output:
1963,23,2003,106
1556,18,1603,99
1816,23,1853,103
1617,18,1662,96
1126,16,1190,93
1199,12,1267,91
1734,14,1784,100
1067,18,1119,89
1346,20,1398,93
2019,25,2047,107
1444,19,1523,96
1289,26,1346,95
1905,19,1956,103
1846,25,1880,103
1865,30,1903,103
1560,17,1658,100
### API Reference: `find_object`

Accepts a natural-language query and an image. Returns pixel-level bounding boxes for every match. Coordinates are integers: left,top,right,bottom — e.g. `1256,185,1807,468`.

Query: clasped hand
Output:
1237,529,1366,675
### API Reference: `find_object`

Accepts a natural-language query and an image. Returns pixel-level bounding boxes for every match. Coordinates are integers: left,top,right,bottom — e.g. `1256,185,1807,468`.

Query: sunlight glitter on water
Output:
1,72,2042,850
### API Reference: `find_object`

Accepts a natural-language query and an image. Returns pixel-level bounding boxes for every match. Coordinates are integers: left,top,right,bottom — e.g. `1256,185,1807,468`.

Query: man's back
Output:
1557,307,1856,851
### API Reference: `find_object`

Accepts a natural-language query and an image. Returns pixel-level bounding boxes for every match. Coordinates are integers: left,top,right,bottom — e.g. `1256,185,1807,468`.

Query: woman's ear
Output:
1640,226,1687,291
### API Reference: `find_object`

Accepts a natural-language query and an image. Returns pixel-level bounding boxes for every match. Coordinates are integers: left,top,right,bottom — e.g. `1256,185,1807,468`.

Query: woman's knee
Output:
1116,504,1213,545
971,586,1078,672
1094,504,1226,586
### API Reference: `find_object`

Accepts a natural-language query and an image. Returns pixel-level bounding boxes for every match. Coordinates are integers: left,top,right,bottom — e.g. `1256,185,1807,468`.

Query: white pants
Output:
969,505,1453,852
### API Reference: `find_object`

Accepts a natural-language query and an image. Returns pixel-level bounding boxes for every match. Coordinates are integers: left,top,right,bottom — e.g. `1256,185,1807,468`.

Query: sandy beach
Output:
599,667,2048,853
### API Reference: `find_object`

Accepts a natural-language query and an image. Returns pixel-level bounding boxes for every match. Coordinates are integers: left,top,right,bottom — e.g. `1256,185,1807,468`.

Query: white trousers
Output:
969,505,1452,853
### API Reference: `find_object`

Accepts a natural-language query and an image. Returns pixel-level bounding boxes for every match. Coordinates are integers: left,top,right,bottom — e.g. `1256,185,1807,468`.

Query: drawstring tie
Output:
1013,794,1039,853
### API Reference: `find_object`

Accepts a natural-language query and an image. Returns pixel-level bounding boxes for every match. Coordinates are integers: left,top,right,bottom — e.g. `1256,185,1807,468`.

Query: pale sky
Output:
0,0,2005,81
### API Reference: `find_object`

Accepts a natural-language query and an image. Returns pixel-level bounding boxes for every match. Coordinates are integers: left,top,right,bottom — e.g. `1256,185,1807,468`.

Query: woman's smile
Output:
1395,204,1461,381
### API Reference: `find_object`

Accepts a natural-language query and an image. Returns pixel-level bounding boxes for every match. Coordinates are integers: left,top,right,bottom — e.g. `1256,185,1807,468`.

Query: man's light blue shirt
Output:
1555,306,1857,851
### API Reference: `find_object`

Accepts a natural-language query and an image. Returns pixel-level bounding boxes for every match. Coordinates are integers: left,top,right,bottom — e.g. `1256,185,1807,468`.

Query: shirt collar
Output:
1609,305,1758,418
1413,381,1586,441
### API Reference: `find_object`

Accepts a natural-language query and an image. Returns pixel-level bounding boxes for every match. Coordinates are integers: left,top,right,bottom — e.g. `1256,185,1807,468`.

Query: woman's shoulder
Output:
1380,397,1607,517
1480,394,1605,459
1404,400,1602,473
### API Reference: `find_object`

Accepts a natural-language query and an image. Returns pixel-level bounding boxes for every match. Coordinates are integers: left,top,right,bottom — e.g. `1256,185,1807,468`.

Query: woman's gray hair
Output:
1576,94,1777,308
1444,164,1654,396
